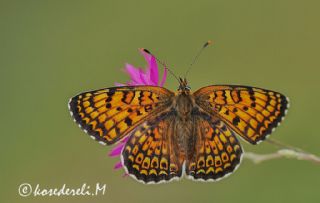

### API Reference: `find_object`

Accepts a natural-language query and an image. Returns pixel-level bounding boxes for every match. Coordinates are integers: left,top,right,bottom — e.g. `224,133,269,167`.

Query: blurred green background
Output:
1,0,320,202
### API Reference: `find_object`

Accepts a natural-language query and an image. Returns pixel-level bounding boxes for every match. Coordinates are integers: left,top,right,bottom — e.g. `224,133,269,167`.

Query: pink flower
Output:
109,49,167,170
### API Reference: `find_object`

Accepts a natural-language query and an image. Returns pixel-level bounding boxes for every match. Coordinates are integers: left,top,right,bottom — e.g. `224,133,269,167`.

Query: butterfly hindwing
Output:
69,86,174,145
186,115,243,181
122,113,184,184
194,85,289,144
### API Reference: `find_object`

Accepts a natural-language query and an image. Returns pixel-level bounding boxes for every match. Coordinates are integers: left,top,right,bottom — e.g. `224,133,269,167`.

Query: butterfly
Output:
68,77,289,184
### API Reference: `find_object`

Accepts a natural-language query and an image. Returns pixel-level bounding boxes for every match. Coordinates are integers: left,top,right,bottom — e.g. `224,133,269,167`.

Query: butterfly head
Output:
178,77,191,94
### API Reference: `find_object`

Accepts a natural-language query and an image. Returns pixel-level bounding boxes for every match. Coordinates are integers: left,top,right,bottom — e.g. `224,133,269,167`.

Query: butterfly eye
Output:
177,85,191,91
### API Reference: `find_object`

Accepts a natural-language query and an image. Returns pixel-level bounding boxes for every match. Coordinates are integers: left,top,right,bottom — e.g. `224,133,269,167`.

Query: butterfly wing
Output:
122,113,184,184
186,116,242,181
193,85,289,144
68,86,174,145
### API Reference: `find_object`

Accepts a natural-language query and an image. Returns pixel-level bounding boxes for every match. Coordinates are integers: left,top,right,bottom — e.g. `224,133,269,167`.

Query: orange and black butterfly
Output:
69,80,289,183
68,46,289,184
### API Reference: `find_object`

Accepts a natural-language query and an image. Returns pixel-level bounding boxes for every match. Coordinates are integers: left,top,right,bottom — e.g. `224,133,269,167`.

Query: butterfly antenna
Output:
184,40,213,78
140,48,180,83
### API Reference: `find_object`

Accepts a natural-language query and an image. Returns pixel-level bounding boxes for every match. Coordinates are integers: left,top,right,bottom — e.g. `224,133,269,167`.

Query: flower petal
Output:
114,161,123,170
121,136,130,143
149,56,159,85
115,82,125,86
108,143,125,157
127,81,141,86
108,136,130,158
139,49,158,85
125,64,143,84
122,173,129,177
139,48,152,63
139,68,151,85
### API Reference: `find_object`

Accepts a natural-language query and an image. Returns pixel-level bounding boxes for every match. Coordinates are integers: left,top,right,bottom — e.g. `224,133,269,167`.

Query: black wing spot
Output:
221,125,227,131
106,97,112,102
125,117,133,126
232,116,240,126
250,96,256,101
136,110,142,116
106,103,112,108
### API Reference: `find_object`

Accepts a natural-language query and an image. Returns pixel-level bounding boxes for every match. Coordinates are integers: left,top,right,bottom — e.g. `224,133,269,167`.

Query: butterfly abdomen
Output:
171,93,197,159
172,117,194,158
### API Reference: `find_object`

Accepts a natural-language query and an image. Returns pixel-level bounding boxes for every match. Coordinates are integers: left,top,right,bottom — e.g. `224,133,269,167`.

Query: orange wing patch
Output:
69,86,174,145
194,85,289,144
122,116,184,183
186,117,243,181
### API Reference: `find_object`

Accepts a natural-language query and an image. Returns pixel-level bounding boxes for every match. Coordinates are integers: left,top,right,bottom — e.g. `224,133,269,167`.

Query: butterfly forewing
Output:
193,85,289,144
69,86,174,145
